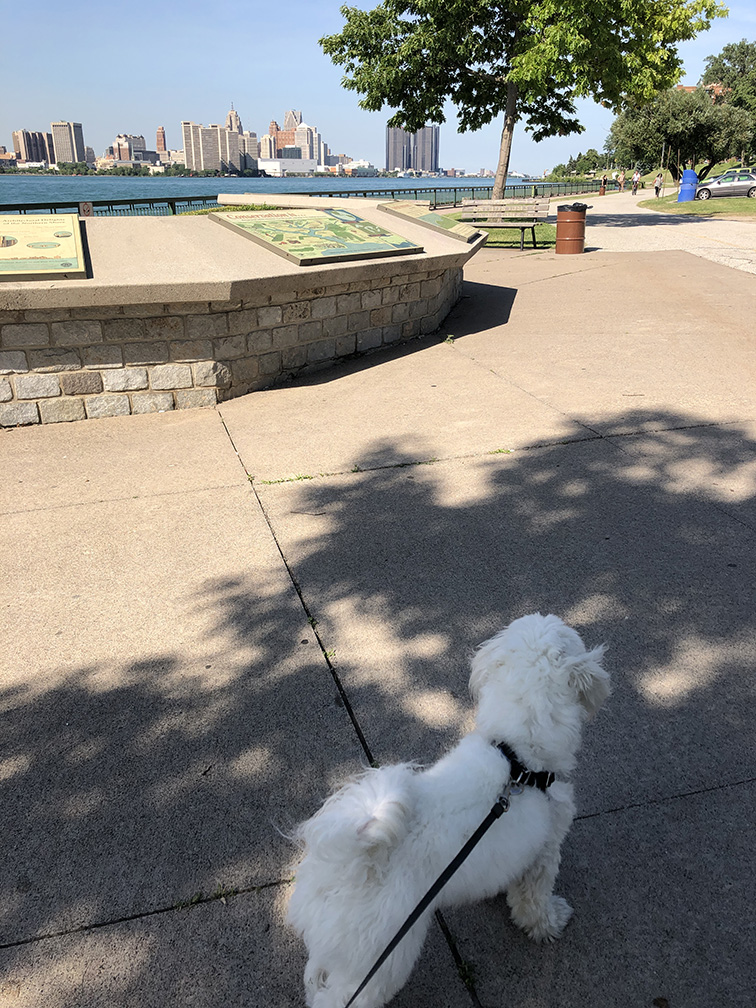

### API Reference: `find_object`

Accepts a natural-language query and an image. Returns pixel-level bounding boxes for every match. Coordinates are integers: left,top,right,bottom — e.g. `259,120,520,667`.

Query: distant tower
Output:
225,103,243,134
50,121,86,164
156,126,166,152
283,110,302,131
385,123,439,172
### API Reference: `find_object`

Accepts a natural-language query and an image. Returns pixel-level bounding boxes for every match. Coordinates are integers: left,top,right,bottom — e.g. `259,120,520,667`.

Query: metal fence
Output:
0,180,613,217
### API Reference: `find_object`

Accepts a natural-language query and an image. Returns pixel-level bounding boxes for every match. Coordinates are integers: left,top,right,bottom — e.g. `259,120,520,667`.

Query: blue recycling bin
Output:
677,169,698,202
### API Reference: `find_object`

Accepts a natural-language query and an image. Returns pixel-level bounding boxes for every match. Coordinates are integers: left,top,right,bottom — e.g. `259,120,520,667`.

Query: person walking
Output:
618,169,626,192
631,168,641,195
654,171,664,197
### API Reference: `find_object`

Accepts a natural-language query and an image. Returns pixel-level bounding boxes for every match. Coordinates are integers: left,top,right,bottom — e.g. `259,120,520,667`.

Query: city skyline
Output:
3,2,754,176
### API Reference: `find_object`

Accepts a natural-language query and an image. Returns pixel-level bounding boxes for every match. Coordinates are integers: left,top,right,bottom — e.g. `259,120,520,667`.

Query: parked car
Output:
695,172,756,199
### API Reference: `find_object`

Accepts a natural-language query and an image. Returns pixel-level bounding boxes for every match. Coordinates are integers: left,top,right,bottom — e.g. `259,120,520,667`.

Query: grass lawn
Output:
180,204,276,214
468,222,557,249
638,193,756,217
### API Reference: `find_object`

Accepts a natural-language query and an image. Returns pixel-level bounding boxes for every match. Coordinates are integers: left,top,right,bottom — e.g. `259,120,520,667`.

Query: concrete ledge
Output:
0,202,479,425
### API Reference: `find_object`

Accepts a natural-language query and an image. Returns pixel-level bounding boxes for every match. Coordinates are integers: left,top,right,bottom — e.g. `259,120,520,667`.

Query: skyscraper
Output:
385,124,440,172
181,121,240,172
12,130,54,163
156,126,166,152
225,104,243,134
50,121,86,164
283,110,302,131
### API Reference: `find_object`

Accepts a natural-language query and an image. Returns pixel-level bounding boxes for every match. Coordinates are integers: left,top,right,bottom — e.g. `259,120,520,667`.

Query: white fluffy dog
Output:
287,613,609,1008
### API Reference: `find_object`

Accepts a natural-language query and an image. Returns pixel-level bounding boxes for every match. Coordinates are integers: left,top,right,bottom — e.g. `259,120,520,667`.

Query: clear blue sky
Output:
3,1,754,175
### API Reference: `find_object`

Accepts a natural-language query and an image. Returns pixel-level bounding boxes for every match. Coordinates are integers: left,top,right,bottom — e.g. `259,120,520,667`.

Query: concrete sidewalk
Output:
1,235,755,1007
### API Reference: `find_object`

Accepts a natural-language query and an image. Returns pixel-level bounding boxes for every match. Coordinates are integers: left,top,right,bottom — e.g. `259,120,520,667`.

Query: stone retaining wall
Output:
0,265,462,427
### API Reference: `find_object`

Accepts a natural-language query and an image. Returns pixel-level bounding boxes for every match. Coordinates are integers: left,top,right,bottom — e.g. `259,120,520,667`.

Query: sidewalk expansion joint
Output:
575,775,756,824
0,879,290,952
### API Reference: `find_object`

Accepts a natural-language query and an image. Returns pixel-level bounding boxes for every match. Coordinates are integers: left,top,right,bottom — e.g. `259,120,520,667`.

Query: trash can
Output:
555,203,589,255
677,169,698,203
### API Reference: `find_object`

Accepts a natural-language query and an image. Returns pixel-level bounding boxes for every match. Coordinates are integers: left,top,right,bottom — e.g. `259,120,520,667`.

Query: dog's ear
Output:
566,645,610,718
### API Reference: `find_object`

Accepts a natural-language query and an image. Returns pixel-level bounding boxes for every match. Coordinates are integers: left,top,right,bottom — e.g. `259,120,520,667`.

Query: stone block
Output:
335,334,357,357
0,401,39,427
0,351,29,374
402,319,421,339
399,282,421,301
226,308,259,337
213,335,247,358
103,318,146,343
148,363,192,390
347,310,370,332
102,368,148,392
1,324,50,348
27,348,81,372
143,316,184,340
210,299,242,313
258,305,283,328
169,340,213,362
360,288,382,310
121,303,167,317
336,292,361,315
123,342,169,365
271,325,300,350
69,306,124,320
15,373,61,399
421,312,441,335
51,320,103,347
298,320,323,343
84,394,131,419
131,392,175,414
192,361,232,388
322,314,348,338
357,328,383,351
421,277,443,299
38,398,86,424
166,301,210,315
259,351,282,376
230,358,259,384
283,301,312,324
307,339,336,364
174,388,217,410
82,345,123,369
20,309,70,322
310,296,339,320
370,307,392,327
391,302,410,323
407,298,429,320
0,378,12,402
382,285,401,305
382,324,403,344
282,345,307,370
185,314,227,341
60,371,104,395
247,331,273,353
0,311,23,324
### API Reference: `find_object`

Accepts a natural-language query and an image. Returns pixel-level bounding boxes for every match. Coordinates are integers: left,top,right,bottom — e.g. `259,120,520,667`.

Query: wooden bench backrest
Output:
459,197,551,220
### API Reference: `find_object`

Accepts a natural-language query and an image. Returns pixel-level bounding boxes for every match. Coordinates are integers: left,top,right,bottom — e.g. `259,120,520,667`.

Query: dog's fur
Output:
287,613,609,1008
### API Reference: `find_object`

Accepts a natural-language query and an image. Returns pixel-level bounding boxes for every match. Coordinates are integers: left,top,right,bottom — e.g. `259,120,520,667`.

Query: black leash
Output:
343,741,555,1008
343,796,509,1008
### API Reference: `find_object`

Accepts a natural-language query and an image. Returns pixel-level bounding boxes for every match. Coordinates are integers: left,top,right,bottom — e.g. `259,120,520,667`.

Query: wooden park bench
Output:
457,196,551,250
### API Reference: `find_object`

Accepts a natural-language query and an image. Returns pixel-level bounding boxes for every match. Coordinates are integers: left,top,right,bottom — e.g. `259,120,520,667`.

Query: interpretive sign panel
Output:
378,201,481,243
0,214,87,281
209,208,423,265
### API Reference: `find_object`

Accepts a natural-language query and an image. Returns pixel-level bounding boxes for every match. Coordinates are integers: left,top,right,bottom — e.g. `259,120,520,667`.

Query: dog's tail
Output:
296,764,415,861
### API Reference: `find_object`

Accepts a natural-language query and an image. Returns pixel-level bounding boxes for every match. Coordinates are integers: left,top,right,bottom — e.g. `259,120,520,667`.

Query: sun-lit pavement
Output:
1,233,755,1007
576,188,756,273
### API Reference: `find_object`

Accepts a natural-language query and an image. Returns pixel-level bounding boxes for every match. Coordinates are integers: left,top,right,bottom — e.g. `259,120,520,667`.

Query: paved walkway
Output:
581,189,756,273
1,210,755,1007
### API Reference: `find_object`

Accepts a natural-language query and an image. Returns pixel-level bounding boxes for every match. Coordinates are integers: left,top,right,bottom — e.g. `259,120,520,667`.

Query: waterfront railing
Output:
0,180,612,216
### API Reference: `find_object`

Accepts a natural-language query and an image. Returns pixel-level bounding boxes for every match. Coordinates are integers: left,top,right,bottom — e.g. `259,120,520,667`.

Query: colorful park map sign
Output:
209,208,423,266
378,201,481,243
0,214,87,281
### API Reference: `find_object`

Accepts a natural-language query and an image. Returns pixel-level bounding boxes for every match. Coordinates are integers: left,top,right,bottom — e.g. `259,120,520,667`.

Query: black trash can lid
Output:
557,202,590,211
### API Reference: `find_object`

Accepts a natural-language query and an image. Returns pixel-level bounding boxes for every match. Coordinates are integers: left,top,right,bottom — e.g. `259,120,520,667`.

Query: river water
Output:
0,174,525,208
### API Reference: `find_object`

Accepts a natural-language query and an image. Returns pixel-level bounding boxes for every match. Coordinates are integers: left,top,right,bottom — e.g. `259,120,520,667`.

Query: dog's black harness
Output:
343,742,556,1007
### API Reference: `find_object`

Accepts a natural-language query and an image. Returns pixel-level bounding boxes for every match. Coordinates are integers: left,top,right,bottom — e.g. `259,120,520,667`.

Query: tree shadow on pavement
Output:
1,408,754,1005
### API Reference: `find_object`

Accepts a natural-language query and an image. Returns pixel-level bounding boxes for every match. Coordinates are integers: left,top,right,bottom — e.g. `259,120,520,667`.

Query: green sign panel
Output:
0,214,87,281
209,208,423,265
378,201,481,243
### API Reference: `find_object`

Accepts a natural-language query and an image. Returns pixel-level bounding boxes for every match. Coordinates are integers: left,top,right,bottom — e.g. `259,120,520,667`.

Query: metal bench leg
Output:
531,226,537,249
519,228,525,251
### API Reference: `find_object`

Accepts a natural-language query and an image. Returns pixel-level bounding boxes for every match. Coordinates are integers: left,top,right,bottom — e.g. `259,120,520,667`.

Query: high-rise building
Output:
50,121,86,164
385,124,439,172
181,121,240,172
156,126,166,152
111,134,146,160
225,104,243,134
283,110,302,131
12,130,54,163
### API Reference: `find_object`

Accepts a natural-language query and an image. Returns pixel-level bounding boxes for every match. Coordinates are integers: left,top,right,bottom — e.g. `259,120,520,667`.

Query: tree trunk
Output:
492,81,518,199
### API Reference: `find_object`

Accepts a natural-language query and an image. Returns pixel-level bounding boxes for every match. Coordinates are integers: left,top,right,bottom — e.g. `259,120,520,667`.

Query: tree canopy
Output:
702,38,756,116
606,87,753,180
321,0,726,196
